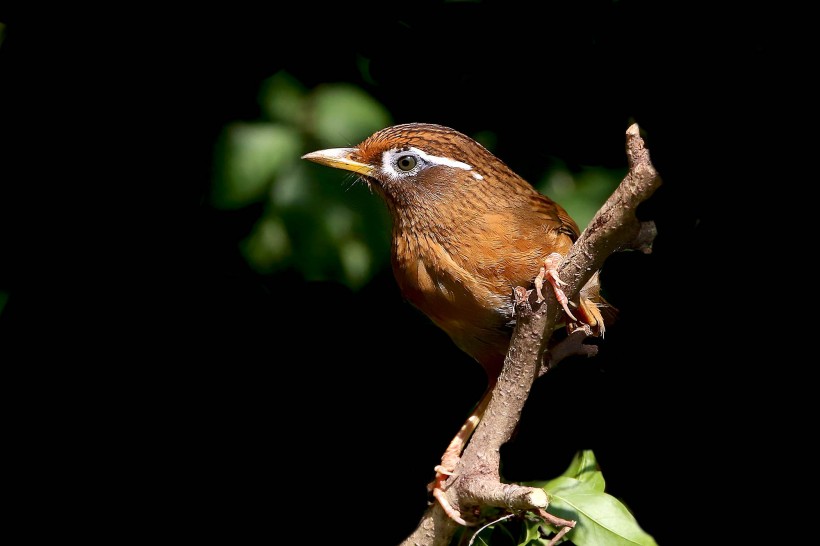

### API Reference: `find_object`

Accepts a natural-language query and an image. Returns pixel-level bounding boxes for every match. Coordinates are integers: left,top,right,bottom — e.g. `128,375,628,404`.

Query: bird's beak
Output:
301,148,373,176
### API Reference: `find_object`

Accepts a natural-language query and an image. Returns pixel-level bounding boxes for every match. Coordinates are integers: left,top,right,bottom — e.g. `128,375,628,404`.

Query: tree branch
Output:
400,123,662,546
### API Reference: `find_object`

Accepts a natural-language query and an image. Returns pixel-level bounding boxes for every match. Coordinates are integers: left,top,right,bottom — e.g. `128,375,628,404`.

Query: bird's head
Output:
302,123,523,215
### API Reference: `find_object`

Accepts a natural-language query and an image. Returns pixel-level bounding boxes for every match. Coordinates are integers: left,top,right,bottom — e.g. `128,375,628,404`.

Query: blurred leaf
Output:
356,54,377,86
339,239,372,289
259,71,307,125
241,213,291,272
537,165,624,232
213,122,301,209
0,291,8,316
473,130,498,152
211,73,395,290
321,203,375,286
269,162,311,207
312,83,392,145
323,204,356,242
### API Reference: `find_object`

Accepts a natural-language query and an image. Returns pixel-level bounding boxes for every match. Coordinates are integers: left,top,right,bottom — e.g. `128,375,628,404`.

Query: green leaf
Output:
544,477,658,546
524,450,603,493
558,450,605,492
519,515,551,546
338,238,372,289
213,122,301,209
241,213,292,272
312,84,392,145
536,164,623,231
259,71,307,125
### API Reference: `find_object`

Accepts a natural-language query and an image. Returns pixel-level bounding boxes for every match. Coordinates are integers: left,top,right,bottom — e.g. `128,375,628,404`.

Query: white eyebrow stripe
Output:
409,147,475,172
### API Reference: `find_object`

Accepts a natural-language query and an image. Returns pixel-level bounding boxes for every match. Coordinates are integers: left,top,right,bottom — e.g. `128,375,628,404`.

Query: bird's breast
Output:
391,228,519,371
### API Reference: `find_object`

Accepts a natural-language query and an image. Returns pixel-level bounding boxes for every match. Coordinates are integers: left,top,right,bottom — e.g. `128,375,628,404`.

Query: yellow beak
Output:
301,148,374,176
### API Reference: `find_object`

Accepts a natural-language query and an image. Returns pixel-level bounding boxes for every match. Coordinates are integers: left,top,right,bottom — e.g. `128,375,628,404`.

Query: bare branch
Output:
536,507,577,546
540,328,599,377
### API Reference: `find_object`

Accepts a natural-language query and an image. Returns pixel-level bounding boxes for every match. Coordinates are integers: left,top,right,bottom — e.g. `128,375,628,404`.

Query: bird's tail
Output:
575,271,618,337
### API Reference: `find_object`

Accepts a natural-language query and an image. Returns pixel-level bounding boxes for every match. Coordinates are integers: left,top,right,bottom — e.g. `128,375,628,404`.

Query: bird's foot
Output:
427,439,471,525
428,463,469,526
426,398,490,527
534,252,577,321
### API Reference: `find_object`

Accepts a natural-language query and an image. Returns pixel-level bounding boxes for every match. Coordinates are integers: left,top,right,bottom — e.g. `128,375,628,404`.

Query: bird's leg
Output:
534,252,577,321
428,386,494,526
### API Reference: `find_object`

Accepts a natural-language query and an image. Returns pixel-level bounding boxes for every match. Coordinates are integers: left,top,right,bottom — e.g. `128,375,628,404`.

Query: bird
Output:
302,123,614,525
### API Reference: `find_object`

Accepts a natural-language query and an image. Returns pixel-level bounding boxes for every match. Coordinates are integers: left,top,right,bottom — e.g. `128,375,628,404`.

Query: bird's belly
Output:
394,256,515,370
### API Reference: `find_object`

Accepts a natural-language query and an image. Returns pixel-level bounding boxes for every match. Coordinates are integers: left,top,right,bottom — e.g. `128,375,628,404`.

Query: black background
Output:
0,3,775,544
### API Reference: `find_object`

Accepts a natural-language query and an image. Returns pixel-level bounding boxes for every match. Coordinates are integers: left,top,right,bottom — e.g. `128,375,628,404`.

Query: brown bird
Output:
302,123,614,524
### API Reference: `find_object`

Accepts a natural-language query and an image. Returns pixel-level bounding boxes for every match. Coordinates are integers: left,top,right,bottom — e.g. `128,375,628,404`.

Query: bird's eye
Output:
396,155,417,172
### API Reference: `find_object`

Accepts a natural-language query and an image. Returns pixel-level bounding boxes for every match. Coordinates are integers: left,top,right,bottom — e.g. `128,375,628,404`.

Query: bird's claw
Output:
534,253,577,321
513,286,533,305
429,465,471,526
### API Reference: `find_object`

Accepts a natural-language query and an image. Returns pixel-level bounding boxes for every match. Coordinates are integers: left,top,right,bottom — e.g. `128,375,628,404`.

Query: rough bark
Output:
399,123,662,546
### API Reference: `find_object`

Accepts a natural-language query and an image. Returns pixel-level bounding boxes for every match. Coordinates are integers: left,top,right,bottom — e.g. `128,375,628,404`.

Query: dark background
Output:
0,3,773,544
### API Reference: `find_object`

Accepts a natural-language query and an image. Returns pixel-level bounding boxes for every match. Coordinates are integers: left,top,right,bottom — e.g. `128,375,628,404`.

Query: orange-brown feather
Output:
349,123,609,379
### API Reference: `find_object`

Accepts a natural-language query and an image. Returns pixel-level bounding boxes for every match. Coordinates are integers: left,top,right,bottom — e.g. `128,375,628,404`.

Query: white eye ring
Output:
381,150,424,178
381,147,479,179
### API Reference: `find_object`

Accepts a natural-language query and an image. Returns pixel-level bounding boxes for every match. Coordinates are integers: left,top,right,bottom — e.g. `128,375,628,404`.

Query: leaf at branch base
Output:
558,449,606,491
520,451,656,546
525,449,605,493
541,476,658,546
